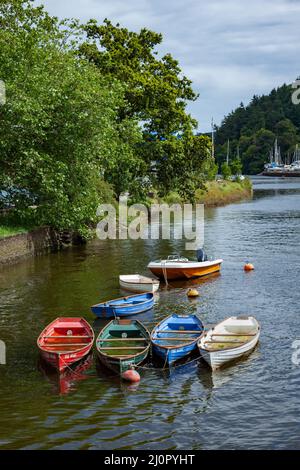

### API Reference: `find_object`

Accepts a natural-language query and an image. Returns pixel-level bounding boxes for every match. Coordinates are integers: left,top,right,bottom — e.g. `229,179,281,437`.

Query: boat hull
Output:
151,314,204,366
96,349,149,374
119,279,159,293
39,344,93,372
37,318,94,372
152,341,198,364
148,260,223,280
198,316,260,371
91,293,154,318
262,170,300,177
199,333,260,370
96,319,150,374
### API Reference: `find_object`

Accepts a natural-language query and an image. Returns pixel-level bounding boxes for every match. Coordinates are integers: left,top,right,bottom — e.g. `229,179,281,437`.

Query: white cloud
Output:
34,0,300,131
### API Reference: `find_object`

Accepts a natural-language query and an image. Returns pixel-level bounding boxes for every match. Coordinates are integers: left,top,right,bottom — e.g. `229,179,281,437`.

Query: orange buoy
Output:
187,288,199,298
244,262,254,271
121,368,141,383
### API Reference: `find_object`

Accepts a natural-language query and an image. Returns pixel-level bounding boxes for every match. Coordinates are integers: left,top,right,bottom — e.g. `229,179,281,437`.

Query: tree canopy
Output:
215,83,300,174
80,19,198,137
0,1,215,235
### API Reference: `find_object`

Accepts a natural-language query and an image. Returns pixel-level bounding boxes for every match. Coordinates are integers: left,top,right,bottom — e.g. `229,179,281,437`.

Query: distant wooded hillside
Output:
214,81,300,174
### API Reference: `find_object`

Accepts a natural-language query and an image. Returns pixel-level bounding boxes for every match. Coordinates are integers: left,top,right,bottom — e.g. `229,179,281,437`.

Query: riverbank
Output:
161,178,253,207
0,179,252,265
196,178,253,207
0,227,84,266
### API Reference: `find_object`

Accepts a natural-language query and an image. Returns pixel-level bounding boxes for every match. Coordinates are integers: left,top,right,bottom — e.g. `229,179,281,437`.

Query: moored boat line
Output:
37,256,260,379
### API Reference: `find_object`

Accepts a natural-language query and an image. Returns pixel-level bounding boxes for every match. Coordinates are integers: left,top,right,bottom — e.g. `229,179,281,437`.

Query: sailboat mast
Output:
211,117,215,160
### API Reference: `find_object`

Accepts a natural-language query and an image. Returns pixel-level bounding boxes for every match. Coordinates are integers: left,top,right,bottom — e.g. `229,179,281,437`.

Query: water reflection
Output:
38,353,94,395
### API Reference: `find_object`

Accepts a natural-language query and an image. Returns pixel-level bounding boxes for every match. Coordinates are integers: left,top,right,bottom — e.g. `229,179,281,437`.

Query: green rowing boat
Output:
96,318,150,374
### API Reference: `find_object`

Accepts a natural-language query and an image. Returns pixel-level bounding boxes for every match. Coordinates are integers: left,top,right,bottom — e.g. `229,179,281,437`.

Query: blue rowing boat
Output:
91,293,154,318
151,314,204,365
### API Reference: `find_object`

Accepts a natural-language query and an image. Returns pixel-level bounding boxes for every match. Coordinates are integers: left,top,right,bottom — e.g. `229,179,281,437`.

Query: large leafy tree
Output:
141,134,214,201
0,1,143,233
79,19,198,137
79,19,214,199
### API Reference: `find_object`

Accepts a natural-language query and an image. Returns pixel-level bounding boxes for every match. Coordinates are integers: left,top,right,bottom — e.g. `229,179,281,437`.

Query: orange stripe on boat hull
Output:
149,263,222,280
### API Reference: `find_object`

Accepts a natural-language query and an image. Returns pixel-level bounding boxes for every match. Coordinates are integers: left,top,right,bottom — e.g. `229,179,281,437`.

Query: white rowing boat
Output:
119,274,160,293
198,316,260,370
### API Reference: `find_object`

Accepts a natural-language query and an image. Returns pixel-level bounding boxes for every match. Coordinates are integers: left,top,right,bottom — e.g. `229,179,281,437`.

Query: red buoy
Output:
244,262,254,271
121,368,141,383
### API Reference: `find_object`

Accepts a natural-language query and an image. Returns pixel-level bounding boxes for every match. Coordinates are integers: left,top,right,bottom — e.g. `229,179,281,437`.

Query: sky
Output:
34,0,300,132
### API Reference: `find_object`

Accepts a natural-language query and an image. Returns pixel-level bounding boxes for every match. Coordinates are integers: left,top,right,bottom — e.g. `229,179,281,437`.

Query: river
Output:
0,176,299,450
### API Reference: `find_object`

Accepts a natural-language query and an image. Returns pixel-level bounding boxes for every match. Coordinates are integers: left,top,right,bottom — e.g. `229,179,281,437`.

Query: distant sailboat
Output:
211,117,215,161
263,140,300,176
291,144,300,169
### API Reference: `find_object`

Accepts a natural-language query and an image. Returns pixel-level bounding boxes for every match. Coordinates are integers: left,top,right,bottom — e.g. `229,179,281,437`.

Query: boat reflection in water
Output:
95,359,141,393
198,347,261,391
38,353,94,395
160,272,221,290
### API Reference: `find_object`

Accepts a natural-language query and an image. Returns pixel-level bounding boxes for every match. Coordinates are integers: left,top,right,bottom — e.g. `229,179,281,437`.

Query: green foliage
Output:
0,0,143,234
0,1,216,238
80,19,198,136
230,158,243,176
215,83,300,174
142,134,213,201
221,162,231,180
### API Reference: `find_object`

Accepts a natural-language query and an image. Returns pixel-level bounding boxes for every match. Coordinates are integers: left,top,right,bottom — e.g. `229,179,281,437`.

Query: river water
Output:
0,177,299,450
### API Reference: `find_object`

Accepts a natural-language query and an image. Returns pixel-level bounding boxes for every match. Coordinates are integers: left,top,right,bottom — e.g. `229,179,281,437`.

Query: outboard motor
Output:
196,248,208,262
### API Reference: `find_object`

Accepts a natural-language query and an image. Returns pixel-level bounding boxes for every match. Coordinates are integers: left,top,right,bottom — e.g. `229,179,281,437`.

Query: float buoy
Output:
187,288,199,297
244,262,254,271
121,367,141,383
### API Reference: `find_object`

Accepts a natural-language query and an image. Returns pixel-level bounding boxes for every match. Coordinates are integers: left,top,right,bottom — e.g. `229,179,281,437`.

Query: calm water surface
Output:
0,177,299,450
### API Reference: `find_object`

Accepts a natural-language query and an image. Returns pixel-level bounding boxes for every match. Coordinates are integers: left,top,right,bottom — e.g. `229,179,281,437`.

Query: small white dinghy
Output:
198,316,260,370
119,274,160,293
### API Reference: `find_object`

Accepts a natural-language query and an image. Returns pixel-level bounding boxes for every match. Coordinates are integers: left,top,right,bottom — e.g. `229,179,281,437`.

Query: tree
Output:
221,162,231,180
230,158,243,176
79,19,198,137
0,0,142,234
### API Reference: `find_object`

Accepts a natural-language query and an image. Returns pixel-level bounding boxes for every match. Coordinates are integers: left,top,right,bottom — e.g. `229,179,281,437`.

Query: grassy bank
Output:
160,178,253,207
0,224,29,238
0,213,33,239
195,179,253,207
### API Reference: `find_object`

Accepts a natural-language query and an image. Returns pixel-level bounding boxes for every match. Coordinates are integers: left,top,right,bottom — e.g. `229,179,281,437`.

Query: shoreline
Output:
196,179,253,207
0,179,253,266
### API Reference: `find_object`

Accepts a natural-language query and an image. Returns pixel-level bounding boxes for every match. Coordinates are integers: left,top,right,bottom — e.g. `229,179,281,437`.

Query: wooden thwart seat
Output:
155,329,201,334
212,333,256,337
153,337,196,341
100,338,147,341
205,340,245,344
44,335,92,339
44,342,89,347
99,346,147,350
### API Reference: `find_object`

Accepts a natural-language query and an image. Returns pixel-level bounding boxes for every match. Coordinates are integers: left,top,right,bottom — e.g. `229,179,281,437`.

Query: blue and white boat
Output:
151,314,204,365
91,293,154,318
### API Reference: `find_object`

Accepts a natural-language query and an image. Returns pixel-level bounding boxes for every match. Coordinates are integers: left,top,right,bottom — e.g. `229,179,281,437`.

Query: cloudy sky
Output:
35,0,300,132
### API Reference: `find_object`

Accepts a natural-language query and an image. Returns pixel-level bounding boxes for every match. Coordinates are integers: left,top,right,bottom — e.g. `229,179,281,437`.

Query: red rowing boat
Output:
37,317,94,372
